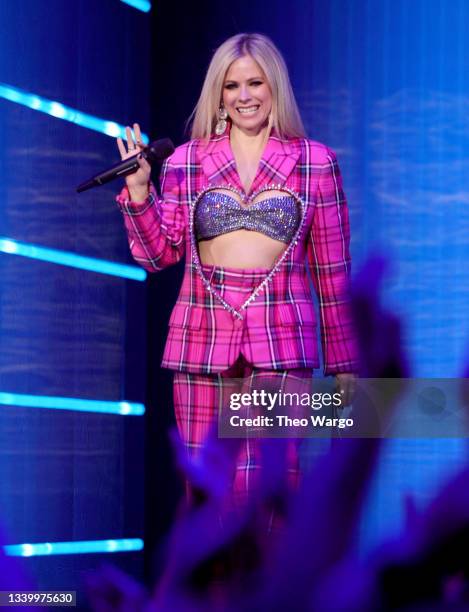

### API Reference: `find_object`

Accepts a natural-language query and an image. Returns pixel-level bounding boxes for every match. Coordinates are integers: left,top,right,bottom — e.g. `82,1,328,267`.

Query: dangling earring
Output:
215,105,228,135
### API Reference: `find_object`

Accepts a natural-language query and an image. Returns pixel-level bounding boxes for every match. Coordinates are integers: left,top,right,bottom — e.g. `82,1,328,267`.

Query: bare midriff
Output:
198,230,287,269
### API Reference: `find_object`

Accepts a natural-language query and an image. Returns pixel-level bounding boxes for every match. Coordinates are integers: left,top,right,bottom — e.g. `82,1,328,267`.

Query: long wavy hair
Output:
188,33,306,141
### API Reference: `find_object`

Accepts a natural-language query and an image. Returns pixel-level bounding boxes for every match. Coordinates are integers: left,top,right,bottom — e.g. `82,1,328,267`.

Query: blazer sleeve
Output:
115,157,186,272
306,147,359,375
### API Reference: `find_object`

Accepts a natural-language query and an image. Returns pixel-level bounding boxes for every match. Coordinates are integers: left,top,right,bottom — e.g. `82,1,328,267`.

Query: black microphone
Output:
76,138,175,193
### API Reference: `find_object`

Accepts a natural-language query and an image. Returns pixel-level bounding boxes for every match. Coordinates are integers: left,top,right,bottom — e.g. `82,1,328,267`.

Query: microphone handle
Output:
77,154,142,193
77,138,174,193
97,156,141,184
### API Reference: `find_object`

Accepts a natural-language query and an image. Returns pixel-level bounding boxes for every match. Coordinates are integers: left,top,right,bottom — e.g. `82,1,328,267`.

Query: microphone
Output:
76,138,175,193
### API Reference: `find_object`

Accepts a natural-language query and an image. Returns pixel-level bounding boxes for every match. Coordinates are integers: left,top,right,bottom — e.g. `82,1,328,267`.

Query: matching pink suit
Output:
116,128,358,504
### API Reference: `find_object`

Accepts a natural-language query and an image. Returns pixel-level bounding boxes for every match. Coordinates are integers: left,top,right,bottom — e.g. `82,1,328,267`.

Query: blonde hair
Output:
188,33,306,141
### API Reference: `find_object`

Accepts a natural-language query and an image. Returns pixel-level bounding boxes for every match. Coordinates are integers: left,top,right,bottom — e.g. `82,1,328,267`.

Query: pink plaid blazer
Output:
116,130,358,375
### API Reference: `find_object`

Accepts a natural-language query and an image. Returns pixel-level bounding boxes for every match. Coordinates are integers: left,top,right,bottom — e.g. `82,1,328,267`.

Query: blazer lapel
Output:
199,133,244,192
248,132,300,196
199,127,301,196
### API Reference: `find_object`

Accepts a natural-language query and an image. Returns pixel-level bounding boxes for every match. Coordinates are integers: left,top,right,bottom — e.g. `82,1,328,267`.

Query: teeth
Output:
237,106,259,114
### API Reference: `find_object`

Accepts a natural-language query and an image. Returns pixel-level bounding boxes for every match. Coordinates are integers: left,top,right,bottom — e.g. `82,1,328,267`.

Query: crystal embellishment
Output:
195,191,300,243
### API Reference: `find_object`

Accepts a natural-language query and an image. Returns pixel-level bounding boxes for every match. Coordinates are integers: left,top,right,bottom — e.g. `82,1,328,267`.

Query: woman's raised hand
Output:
116,123,151,202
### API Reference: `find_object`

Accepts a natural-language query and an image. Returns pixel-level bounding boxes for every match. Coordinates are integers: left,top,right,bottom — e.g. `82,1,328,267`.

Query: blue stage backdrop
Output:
0,0,150,597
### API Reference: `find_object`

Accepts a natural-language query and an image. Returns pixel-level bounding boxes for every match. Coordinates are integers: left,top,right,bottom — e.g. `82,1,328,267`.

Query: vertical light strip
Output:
0,83,149,142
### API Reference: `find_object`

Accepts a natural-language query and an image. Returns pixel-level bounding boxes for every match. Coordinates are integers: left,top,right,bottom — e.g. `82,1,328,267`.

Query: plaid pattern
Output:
173,354,309,507
116,129,358,375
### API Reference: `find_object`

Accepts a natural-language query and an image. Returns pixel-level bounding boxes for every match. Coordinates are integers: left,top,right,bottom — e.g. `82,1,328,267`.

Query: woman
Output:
116,33,357,507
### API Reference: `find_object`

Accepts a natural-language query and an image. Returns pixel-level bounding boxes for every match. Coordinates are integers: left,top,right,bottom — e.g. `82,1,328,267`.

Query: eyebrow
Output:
224,76,264,84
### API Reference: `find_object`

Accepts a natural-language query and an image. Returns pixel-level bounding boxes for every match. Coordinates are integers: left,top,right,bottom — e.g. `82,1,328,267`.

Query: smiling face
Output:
222,55,273,136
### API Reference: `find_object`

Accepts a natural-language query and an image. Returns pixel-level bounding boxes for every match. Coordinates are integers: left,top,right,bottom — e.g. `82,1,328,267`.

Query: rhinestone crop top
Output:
195,191,300,243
